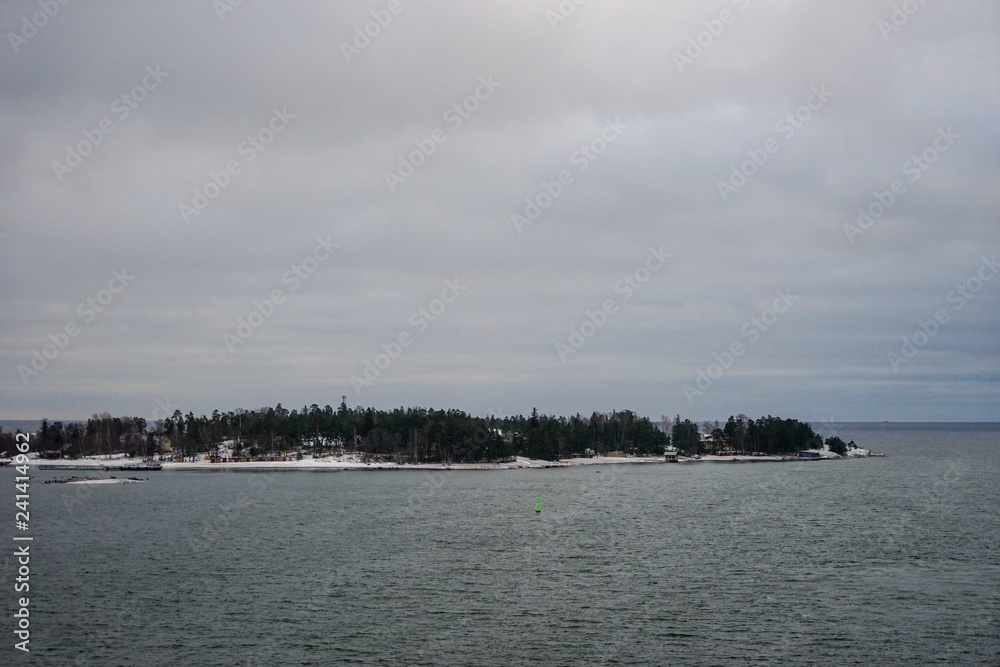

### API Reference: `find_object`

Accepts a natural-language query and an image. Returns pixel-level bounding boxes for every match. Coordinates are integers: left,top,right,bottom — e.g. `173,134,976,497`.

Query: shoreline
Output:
25,451,881,472
30,455,666,472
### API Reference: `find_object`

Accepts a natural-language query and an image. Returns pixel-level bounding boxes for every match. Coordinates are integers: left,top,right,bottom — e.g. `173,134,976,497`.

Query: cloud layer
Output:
1,0,998,422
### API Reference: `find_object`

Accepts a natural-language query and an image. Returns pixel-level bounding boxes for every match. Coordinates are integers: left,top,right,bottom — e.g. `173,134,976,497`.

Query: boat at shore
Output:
116,462,162,470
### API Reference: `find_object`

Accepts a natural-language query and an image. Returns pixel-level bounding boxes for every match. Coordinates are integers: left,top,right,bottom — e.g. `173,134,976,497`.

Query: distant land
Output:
0,420,46,433
3,419,997,434
2,407,852,463
5,409,997,470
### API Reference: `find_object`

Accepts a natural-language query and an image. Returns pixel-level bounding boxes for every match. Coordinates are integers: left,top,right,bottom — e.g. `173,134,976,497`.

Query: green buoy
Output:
535,497,541,513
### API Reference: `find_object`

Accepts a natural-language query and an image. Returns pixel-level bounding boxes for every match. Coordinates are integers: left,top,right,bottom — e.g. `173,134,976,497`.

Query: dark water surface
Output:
3,423,998,665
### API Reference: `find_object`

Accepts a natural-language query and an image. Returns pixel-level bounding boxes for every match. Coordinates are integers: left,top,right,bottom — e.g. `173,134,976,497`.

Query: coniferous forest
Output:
1,402,833,463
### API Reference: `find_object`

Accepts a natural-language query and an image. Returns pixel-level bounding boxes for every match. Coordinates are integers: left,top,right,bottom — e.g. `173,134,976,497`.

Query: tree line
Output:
1,404,843,462
671,414,850,456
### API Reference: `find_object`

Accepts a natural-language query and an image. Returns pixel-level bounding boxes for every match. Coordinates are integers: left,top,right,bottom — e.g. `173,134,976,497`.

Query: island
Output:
1,403,880,471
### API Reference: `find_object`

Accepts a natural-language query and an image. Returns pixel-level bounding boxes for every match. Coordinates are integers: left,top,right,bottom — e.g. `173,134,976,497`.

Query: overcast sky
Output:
1,0,997,423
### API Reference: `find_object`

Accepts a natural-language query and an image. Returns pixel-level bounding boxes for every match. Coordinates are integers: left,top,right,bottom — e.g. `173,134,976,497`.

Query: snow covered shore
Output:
30,453,667,472
27,448,880,472
65,478,145,484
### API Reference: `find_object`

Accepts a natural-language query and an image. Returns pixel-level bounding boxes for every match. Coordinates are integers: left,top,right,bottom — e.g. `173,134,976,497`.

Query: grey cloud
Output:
1,0,997,422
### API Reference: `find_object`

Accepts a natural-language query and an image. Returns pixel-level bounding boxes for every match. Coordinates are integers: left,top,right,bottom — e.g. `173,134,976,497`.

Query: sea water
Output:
2,423,997,665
